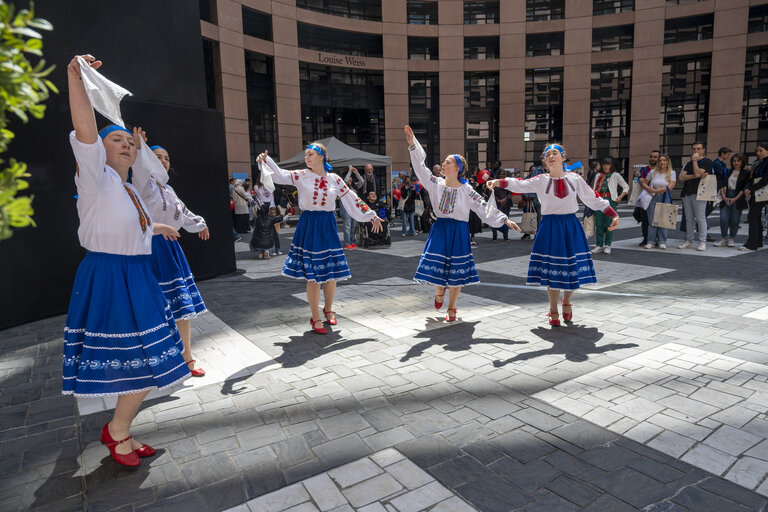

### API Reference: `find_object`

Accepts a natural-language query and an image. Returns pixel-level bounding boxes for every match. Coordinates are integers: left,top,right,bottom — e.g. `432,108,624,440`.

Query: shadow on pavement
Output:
400,321,528,362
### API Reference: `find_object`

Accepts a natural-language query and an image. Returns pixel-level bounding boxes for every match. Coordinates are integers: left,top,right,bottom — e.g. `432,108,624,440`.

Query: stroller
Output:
359,207,391,248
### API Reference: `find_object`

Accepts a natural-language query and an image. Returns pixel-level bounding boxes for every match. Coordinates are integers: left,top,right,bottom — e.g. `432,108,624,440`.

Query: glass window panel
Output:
409,72,440,165
297,23,383,57
465,72,499,170
526,0,565,21
408,37,439,60
245,52,278,170
408,1,438,25
590,63,632,170
526,33,564,57
749,5,768,34
296,0,382,21
524,68,563,168
593,0,634,15
464,1,499,24
742,47,768,155
592,25,634,52
464,36,500,60
664,14,714,44
242,7,272,41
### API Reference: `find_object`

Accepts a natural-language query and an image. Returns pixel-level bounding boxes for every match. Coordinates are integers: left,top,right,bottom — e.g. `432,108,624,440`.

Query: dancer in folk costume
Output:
63,55,189,466
486,143,620,326
256,145,384,334
405,126,520,322
130,133,210,377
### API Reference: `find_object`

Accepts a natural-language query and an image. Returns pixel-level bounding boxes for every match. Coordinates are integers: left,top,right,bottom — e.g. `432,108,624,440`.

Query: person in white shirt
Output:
405,126,519,322
256,144,384,334
486,143,619,326
63,54,189,467
130,137,210,377
590,157,628,255
639,154,677,249
340,165,365,249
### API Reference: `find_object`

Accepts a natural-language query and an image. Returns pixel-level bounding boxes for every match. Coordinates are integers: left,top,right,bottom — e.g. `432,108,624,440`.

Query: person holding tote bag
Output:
714,153,749,248
641,154,677,249
741,143,768,251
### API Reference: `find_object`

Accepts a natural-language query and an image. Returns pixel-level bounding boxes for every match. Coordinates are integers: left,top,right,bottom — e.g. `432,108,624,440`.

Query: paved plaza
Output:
3,205,768,511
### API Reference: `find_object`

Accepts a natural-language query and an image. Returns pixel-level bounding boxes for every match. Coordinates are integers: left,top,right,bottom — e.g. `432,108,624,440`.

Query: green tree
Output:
0,1,55,242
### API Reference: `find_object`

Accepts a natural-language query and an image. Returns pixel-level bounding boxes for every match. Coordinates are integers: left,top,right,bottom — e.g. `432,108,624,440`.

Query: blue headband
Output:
543,144,565,156
307,143,333,172
99,125,132,140
150,145,166,152
451,155,468,184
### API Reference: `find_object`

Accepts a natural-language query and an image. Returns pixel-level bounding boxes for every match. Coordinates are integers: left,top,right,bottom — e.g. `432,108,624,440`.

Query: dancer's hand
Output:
67,54,102,80
607,216,620,231
404,126,415,147
256,150,268,164
486,179,498,190
153,223,180,241
132,126,147,149
371,216,383,233
505,219,521,232
198,227,210,240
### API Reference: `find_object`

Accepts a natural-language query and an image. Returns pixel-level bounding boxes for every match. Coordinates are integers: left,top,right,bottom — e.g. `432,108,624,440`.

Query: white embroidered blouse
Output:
131,144,207,233
258,156,377,223
70,131,154,255
408,137,508,227
499,173,618,218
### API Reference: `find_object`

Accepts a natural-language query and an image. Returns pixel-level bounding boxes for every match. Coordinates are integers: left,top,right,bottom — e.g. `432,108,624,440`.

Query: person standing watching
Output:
341,165,365,249
677,141,713,251
741,143,768,251
591,157,628,255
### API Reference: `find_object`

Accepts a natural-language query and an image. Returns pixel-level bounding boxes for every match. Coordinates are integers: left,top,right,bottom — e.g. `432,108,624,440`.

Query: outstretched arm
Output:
256,150,300,188
574,176,620,231
68,55,101,144
405,126,440,198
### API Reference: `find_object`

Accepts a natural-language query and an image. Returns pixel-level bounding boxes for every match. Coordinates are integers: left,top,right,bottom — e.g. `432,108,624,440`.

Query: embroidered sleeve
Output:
574,174,613,213
408,136,440,198
259,155,302,186
339,184,376,223
498,175,542,194
467,186,507,228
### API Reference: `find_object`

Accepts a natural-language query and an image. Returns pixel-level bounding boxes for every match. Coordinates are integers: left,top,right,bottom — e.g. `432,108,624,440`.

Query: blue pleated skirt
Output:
414,217,479,287
527,214,597,290
283,210,351,283
150,235,207,320
63,251,190,397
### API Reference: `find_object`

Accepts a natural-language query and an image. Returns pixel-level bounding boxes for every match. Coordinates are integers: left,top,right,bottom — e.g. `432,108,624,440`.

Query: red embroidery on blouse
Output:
603,206,618,218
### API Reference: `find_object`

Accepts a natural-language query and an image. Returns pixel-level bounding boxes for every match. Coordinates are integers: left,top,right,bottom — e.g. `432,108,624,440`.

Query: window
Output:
464,36,500,60
245,52,278,168
408,37,439,60
660,55,711,168
526,33,564,57
590,63,632,168
592,25,633,51
300,63,386,157
409,73,440,165
465,72,499,170
593,0,634,15
525,68,563,167
748,5,768,34
742,47,768,155
296,0,382,21
199,0,216,23
664,14,713,44
242,7,272,41
526,0,564,21
408,1,438,25
202,38,219,110
665,0,703,4
464,1,499,25
298,23,383,58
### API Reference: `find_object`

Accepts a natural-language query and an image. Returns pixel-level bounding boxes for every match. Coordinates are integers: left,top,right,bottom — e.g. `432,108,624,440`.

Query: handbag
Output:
696,174,718,201
520,204,537,234
582,215,595,237
652,187,679,230
414,199,424,216
754,178,768,202
628,177,641,205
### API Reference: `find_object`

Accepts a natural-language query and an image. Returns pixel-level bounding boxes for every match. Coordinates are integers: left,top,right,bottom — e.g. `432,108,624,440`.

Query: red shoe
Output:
349,244,357,250
310,318,327,334
434,287,446,310
561,300,572,322
323,308,337,325
548,311,560,326
100,423,140,467
446,307,457,322
186,360,205,377
344,244,354,250
135,444,156,457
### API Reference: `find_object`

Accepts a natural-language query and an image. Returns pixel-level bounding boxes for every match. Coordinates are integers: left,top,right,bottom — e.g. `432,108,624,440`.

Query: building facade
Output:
200,0,768,183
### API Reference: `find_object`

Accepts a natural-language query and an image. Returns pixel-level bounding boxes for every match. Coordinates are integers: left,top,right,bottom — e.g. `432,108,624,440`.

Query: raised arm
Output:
256,151,301,188
404,126,440,198
68,55,101,144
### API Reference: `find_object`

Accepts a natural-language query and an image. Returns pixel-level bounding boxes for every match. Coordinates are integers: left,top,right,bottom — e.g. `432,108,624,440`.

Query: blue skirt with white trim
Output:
150,235,207,320
527,214,597,290
414,217,479,287
282,210,351,283
62,251,190,397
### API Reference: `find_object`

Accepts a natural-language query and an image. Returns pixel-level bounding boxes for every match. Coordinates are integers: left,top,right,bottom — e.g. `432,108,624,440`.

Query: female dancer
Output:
405,126,519,321
64,55,189,466
130,136,210,377
486,143,619,326
256,145,383,334
741,142,768,251
641,153,676,250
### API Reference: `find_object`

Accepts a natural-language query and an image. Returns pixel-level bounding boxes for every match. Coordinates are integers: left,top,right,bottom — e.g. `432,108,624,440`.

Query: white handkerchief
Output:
77,56,132,127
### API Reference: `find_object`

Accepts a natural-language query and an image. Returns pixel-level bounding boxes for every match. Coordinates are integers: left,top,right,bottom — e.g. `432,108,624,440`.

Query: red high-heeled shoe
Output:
434,287,446,310
547,311,560,326
561,300,572,322
322,308,337,325
100,423,140,467
446,307,457,322
135,444,156,457
310,318,327,334
186,360,205,377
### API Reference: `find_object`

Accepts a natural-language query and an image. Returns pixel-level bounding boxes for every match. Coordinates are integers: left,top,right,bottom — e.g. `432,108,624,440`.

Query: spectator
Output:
468,176,484,246
431,164,441,177
677,141,713,251
523,163,546,240
586,160,600,187
591,157,628,255
400,176,417,236
714,152,748,247
360,163,379,197
252,171,274,208
491,168,512,241
641,154,677,249
250,204,282,259
340,165,365,249
232,179,251,233
740,142,768,251
633,150,660,246
365,190,385,212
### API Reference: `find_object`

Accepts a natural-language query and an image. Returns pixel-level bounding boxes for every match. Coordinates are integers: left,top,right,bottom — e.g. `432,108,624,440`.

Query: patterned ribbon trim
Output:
123,184,151,233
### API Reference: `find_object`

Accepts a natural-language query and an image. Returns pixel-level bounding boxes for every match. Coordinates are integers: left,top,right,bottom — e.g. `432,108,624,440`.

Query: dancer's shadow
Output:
493,325,638,367
274,329,376,368
401,321,527,362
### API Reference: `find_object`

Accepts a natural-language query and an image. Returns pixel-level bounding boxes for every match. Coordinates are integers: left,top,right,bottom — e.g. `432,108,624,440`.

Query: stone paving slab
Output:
608,236,763,257
226,448,478,512
533,343,768,495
